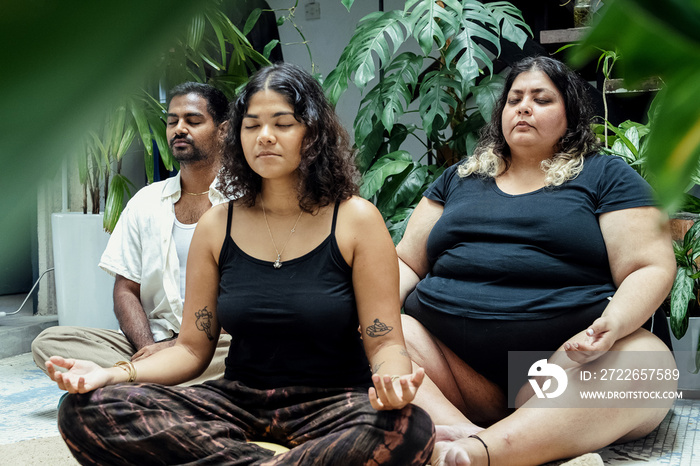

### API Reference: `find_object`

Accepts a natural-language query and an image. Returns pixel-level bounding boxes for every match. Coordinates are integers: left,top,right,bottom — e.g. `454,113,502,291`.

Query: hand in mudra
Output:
369,367,425,411
46,356,112,394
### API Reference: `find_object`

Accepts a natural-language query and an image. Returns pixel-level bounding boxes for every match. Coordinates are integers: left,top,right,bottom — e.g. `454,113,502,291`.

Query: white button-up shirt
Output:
99,173,228,341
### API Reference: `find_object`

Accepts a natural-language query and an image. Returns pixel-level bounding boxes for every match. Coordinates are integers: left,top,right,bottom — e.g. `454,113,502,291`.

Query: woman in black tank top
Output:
46,63,435,465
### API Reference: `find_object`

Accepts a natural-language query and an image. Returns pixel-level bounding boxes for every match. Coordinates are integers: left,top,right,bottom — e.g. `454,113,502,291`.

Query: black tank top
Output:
217,202,372,389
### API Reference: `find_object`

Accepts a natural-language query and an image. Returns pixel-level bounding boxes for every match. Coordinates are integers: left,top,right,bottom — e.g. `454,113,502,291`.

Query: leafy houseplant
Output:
670,221,700,372
324,0,531,242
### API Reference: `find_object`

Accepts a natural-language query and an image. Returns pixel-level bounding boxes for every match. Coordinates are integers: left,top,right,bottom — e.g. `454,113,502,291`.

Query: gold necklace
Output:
183,189,210,196
260,198,303,269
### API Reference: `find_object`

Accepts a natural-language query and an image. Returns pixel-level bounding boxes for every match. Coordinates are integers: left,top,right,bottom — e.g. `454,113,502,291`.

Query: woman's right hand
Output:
46,356,113,394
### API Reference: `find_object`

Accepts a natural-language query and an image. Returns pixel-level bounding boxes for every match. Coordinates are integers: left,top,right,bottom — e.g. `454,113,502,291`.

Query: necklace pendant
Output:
273,255,282,269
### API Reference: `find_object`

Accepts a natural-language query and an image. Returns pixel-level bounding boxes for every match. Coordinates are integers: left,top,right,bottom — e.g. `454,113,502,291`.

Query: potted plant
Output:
323,0,531,242
667,220,700,390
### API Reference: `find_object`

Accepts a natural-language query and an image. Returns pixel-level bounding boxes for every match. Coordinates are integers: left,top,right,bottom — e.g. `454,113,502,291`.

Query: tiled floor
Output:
0,353,64,445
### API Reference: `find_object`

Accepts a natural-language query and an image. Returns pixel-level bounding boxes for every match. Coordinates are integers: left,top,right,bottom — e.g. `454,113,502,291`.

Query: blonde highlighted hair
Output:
458,145,588,187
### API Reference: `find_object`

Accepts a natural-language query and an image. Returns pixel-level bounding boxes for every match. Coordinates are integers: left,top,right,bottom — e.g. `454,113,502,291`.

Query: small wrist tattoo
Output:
366,318,393,338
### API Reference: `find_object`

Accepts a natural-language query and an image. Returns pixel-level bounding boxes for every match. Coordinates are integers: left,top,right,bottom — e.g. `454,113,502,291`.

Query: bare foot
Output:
435,423,484,442
431,437,488,466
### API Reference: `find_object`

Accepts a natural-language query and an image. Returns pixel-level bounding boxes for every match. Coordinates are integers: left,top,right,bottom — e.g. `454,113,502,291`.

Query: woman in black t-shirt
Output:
397,56,677,466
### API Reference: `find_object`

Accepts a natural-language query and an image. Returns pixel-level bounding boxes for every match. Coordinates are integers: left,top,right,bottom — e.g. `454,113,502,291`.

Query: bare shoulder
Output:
335,196,393,264
337,196,384,228
199,202,229,229
194,202,230,255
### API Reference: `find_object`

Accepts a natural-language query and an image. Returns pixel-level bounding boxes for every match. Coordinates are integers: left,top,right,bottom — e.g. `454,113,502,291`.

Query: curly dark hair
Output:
219,63,358,212
477,56,600,170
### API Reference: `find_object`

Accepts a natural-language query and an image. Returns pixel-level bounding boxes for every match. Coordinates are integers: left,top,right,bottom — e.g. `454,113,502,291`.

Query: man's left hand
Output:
131,339,177,362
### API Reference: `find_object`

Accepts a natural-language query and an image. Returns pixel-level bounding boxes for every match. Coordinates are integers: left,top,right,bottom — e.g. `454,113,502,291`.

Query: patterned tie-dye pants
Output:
58,379,435,465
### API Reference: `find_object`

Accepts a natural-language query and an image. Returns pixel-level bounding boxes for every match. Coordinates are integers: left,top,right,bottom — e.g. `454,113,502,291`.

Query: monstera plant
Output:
324,0,531,242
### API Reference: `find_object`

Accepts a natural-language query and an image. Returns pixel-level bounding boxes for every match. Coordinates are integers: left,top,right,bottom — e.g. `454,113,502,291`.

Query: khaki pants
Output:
32,325,231,386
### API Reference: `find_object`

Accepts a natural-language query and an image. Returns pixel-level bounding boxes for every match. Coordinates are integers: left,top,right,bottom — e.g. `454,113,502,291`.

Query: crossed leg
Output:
402,315,677,466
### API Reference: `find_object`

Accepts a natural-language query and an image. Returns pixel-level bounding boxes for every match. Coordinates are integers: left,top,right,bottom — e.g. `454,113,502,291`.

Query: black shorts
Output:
404,293,607,393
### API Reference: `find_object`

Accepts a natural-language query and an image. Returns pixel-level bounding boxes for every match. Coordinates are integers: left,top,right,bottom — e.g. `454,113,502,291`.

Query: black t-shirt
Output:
406,154,654,320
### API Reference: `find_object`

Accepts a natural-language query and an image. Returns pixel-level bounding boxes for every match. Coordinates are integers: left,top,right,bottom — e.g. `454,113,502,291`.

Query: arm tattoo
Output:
195,306,214,341
365,318,393,338
372,362,385,374
399,348,409,358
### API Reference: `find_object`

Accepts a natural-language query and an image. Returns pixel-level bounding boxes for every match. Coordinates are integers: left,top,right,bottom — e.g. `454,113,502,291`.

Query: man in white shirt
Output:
33,83,232,384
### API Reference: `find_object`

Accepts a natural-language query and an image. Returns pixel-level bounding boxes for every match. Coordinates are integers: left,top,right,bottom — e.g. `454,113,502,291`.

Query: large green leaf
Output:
679,194,700,215
354,86,382,146
377,164,429,217
387,207,416,245
472,74,505,122
447,3,500,88
243,8,262,36
104,174,134,233
355,121,386,174
323,43,354,106
379,52,422,133
670,267,694,339
444,26,494,93
486,1,532,48
418,70,460,137
387,123,415,154
644,71,700,212
404,0,463,55
129,98,154,160
186,13,206,54
360,151,414,200
682,217,700,253
342,10,408,90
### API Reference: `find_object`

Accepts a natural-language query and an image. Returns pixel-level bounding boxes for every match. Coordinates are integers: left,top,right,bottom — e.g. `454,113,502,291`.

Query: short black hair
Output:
169,82,229,125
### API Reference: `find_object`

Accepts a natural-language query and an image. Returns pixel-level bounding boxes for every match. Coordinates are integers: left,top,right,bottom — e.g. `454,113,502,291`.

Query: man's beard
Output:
171,142,207,163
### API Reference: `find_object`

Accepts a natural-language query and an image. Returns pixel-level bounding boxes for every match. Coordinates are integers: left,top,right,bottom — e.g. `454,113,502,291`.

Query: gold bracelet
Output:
114,361,137,383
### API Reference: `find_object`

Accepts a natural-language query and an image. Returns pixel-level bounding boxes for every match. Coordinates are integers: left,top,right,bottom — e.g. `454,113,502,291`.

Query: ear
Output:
217,120,230,143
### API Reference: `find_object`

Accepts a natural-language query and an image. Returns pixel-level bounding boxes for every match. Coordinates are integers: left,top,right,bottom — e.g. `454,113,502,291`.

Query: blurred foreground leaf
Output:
0,0,202,259
569,0,700,212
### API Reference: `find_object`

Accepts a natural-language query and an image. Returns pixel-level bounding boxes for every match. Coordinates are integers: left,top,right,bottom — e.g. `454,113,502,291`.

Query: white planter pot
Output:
51,213,118,329
668,316,700,392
